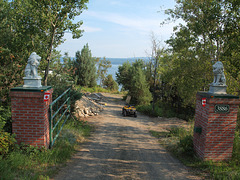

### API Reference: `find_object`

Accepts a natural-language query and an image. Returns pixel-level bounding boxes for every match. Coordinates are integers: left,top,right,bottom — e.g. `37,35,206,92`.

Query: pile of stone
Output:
74,93,106,118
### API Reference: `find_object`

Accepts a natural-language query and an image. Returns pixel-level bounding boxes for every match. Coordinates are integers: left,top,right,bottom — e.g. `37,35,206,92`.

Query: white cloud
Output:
85,11,162,33
82,25,102,33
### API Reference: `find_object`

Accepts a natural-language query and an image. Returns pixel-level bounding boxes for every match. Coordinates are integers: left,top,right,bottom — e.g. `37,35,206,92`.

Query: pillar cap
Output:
197,91,239,99
10,86,52,92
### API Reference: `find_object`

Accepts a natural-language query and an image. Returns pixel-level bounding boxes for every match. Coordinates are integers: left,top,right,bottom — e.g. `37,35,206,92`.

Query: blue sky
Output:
57,0,177,58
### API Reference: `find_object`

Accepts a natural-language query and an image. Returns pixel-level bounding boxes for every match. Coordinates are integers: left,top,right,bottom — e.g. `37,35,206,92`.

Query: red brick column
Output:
193,92,240,161
10,86,53,149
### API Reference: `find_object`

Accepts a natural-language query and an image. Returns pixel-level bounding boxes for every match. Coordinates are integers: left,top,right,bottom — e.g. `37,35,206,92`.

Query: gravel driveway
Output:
54,93,201,180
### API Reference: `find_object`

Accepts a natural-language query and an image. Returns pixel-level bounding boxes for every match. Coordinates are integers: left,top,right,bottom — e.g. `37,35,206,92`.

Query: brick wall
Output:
10,87,53,149
193,92,240,161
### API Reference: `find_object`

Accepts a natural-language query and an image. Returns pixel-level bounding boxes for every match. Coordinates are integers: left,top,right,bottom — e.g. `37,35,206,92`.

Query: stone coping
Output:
197,91,239,99
10,86,52,92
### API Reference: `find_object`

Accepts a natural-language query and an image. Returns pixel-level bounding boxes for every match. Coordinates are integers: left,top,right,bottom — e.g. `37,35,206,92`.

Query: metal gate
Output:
49,88,71,148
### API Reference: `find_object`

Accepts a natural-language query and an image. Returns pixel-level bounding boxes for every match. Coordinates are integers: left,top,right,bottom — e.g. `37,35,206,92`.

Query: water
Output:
104,57,148,81
60,57,148,89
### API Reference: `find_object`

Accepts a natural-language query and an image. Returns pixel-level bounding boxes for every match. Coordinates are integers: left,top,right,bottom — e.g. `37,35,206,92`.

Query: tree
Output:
147,33,165,112
130,63,152,105
156,0,240,117
30,0,89,86
0,0,88,107
103,74,118,91
116,61,132,91
95,57,112,86
164,0,240,94
5,0,88,86
116,59,152,105
75,44,97,87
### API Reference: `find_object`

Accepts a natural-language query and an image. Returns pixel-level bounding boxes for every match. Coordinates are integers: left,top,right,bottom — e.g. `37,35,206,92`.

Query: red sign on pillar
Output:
44,92,50,102
202,98,206,107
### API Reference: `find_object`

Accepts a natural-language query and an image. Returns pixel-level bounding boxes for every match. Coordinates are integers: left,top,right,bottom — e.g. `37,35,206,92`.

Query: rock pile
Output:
74,93,106,118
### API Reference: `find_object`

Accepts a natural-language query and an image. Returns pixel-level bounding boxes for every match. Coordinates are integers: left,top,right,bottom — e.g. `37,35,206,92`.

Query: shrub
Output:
178,135,194,155
166,126,194,156
0,131,16,156
103,74,119,91
137,103,176,118
0,105,12,132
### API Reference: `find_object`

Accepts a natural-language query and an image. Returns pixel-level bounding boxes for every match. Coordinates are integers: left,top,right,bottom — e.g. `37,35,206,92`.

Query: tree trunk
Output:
43,27,56,86
152,57,158,113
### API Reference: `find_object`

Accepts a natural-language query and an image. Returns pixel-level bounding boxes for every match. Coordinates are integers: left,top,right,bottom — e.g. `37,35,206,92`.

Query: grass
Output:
0,118,93,180
150,125,240,179
81,86,127,95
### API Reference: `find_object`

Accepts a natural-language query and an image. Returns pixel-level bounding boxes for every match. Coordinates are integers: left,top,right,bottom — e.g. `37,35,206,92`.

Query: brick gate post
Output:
10,86,53,149
193,92,240,161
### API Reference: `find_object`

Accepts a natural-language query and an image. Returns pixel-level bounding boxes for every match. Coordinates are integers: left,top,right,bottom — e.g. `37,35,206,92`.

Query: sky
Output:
57,0,178,58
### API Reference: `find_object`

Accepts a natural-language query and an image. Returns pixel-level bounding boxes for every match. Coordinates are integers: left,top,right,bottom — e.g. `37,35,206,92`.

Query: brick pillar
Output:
10,86,53,149
193,92,240,161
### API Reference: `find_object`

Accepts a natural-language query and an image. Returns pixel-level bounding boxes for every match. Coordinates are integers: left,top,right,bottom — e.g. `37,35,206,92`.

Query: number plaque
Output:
214,104,230,113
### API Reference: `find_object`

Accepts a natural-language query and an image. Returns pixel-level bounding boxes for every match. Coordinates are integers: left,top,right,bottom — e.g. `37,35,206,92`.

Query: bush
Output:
0,105,12,133
103,74,119,91
137,103,176,118
232,130,240,164
0,131,16,156
178,135,194,155
136,104,153,116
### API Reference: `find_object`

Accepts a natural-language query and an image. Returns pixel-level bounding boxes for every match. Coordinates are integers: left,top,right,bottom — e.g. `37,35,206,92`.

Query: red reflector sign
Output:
202,98,206,107
44,92,50,102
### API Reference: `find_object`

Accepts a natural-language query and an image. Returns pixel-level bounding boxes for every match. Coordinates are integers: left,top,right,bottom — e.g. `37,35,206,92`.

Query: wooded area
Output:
0,0,239,153
116,0,240,120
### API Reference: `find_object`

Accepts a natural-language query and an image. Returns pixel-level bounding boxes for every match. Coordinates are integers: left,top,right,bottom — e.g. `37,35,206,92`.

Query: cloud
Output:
82,25,102,33
85,11,162,33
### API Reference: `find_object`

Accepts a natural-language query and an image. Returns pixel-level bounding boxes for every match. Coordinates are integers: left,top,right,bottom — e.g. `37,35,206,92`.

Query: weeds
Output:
0,118,93,180
150,126,240,179
137,104,176,118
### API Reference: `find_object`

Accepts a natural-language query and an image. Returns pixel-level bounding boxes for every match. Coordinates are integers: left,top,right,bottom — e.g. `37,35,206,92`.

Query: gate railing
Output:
49,87,71,148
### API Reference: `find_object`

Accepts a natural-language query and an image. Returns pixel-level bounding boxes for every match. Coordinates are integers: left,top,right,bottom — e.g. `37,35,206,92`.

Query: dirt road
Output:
54,93,201,180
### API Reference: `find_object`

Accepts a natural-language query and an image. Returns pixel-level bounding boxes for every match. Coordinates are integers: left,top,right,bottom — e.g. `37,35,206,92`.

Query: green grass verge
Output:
0,119,93,180
150,126,240,179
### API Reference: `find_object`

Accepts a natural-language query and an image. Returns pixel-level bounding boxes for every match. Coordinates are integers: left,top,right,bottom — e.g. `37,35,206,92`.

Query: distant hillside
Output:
104,57,149,65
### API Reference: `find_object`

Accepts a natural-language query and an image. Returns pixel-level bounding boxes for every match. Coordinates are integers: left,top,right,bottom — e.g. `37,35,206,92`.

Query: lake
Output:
104,57,148,81
60,57,149,89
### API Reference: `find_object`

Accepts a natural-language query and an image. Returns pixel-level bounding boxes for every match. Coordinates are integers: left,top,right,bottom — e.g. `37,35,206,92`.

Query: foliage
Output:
75,44,97,87
0,131,16,156
10,0,88,85
0,106,12,133
116,61,132,91
130,61,152,105
163,0,240,94
116,59,152,105
137,104,176,118
95,57,112,86
139,0,240,119
103,74,119,91
0,0,88,113
48,78,82,113
0,118,93,179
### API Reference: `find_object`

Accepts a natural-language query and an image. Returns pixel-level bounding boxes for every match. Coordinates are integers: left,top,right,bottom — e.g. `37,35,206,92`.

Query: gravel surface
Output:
53,93,201,180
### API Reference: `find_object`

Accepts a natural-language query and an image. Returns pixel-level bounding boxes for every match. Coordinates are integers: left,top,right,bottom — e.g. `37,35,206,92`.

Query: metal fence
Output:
49,88,71,148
